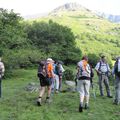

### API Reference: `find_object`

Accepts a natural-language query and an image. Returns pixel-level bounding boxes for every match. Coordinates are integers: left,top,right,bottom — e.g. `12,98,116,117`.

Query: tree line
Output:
0,8,82,73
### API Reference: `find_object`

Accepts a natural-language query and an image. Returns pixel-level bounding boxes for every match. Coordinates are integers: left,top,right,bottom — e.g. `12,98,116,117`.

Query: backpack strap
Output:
106,63,109,72
98,61,102,71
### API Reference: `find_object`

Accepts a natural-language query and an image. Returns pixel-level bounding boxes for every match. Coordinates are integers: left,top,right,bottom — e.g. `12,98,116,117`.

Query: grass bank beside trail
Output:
0,69,120,120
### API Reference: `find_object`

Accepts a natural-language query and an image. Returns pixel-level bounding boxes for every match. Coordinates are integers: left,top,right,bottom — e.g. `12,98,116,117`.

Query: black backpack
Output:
37,61,47,79
115,61,120,77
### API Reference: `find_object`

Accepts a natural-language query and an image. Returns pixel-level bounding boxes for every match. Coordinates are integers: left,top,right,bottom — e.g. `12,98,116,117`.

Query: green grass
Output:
0,69,120,120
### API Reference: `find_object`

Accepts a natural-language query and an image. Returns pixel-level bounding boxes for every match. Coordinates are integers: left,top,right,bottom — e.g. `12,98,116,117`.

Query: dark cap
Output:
101,55,105,59
82,56,88,61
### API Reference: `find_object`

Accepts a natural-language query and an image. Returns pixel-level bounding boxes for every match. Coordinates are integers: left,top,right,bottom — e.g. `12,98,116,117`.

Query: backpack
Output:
115,61,120,77
78,60,91,78
90,65,94,78
54,64,59,75
97,61,109,75
37,61,48,79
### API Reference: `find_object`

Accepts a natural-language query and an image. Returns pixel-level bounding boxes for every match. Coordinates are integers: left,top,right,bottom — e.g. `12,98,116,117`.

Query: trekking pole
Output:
90,78,96,100
111,74,115,99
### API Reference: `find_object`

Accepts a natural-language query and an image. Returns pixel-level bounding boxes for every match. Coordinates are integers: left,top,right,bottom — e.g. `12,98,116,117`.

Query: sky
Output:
0,0,120,16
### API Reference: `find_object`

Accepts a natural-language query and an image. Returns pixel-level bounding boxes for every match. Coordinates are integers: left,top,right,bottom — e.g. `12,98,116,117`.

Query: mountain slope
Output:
34,3,120,59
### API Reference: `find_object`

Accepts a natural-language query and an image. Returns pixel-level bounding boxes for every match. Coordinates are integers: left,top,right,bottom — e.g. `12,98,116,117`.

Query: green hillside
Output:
35,6,120,59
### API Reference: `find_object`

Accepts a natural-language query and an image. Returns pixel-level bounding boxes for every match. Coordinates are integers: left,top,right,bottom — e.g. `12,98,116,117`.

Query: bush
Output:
63,69,74,81
88,53,100,67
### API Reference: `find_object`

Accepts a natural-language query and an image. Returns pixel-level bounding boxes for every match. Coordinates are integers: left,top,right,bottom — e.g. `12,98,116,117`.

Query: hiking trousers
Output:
51,74,59,91
77,80,90,103
98,74,111,96
114,76,120,103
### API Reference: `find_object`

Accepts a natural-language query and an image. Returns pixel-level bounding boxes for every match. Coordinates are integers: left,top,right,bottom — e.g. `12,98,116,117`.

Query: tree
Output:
25,20,82,64
0,8,27,49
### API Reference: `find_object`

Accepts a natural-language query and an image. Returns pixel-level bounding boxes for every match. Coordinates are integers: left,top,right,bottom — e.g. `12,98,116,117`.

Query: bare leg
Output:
37,86,45,106
39,86,45,97
47,86,51,98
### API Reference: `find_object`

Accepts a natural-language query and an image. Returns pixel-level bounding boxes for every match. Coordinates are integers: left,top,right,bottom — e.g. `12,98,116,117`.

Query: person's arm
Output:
95,62,101,75
107,63,111,72
60,65,65,73
95,63,99,72
112,63,116,76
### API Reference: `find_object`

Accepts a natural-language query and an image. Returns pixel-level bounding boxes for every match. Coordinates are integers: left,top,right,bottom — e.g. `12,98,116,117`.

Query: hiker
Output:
37,58,54,106
77,56,91,112
0,57,5,98
95,55,112,98
52,61,59,93
112,57,120,105
57,61,65,91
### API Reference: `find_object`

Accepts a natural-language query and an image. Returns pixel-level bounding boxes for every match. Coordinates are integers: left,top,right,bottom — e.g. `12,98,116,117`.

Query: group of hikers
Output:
0,55,120,113
37,55,120,113
37,58,65,106
77,55,120,112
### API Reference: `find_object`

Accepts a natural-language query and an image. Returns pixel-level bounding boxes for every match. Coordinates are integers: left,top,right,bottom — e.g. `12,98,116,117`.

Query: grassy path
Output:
0,69,120,120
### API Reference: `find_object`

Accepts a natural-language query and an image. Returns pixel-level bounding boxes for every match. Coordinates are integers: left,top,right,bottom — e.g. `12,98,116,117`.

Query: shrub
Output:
63,69,74,81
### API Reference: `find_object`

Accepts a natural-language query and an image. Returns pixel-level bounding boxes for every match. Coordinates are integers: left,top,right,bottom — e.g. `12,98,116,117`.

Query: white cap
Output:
47,58,53,61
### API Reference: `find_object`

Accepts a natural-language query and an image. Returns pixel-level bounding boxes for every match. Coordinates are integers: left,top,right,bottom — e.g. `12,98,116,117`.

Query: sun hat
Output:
47,58,53,61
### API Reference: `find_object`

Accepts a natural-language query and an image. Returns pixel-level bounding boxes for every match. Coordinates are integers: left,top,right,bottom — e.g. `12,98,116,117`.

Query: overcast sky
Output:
0,0,120,16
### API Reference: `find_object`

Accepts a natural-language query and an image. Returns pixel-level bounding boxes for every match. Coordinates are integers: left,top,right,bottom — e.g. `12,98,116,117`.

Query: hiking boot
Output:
37,98,42,106
45,97,51,104
84,103,89,109
55,90,59,94
113,99,119,105
100,94,104,97
113,101,119,105
79,104,83,112
107,95,113,98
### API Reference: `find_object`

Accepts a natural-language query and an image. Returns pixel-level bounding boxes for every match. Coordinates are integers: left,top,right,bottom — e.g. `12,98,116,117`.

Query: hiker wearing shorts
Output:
112,57,120,105
37,58,54,106
95,55,112,98
0,57,5,98
77,56,91,112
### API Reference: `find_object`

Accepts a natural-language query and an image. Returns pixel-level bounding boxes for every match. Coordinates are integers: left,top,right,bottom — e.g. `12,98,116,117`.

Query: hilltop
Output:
34,2,120,59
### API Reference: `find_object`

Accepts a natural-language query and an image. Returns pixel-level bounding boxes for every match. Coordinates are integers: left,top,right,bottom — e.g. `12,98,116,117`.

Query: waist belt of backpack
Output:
79,76,90,80
101,72,108,75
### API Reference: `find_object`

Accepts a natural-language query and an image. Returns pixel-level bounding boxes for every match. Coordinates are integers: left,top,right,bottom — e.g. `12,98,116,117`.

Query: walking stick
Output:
90,78,96,100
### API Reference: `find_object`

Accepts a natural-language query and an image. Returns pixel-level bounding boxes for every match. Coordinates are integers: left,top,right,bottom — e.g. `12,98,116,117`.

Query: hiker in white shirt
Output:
95,55,112,98
0,57,5,98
